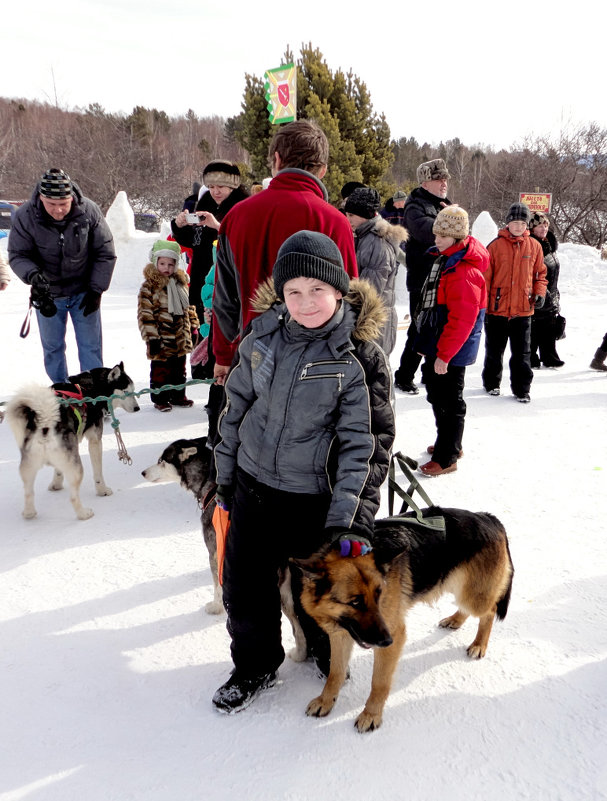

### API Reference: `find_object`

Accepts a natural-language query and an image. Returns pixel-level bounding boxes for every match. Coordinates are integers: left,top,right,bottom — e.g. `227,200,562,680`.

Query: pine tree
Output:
229,44,394,203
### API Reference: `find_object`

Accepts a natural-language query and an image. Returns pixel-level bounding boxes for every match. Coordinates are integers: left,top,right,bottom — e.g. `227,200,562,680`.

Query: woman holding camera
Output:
171,161,248,330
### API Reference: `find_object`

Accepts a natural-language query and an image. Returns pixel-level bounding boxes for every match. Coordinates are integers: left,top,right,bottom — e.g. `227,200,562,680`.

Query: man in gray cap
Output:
393,158,451,394
9,168,116,383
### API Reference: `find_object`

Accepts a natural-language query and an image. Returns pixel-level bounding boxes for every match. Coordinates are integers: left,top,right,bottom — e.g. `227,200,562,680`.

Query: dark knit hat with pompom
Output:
273,231,350,300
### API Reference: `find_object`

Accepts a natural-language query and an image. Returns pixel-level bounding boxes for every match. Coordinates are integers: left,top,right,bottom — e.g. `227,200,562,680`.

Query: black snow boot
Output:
590,348,607,371
212,670,277,714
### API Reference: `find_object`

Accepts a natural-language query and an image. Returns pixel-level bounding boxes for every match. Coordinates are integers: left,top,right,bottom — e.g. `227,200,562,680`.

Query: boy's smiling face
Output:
283,276,342,328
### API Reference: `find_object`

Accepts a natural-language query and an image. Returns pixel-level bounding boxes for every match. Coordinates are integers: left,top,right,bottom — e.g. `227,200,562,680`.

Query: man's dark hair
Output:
268,120,329,175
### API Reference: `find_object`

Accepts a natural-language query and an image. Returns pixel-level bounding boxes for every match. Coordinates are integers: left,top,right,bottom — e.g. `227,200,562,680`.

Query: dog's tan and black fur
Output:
294,507,514,733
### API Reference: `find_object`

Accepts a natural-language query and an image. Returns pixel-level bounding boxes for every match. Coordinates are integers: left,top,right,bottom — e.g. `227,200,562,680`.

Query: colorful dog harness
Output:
53,385,87,438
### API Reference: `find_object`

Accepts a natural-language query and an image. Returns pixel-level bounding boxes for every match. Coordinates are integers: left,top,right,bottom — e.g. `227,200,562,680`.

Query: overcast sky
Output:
4,0,601,151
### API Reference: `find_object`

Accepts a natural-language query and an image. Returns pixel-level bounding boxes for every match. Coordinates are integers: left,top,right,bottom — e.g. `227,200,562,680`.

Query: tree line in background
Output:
2,43,607,247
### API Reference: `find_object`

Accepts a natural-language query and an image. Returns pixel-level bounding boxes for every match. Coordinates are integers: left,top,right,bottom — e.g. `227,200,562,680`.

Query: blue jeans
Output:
36,292,103,383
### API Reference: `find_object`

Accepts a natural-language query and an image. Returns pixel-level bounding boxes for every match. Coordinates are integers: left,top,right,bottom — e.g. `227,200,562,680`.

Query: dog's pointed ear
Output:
108,364,120,381
372,527,409,569
290,554,326,580
179,447,199,462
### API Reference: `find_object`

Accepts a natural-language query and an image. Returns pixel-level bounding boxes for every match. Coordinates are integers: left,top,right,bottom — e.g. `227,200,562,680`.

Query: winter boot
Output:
590,348,607,371
212,670,277,714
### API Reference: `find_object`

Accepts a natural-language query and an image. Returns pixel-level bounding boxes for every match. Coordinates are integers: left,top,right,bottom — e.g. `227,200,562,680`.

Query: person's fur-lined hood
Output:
251,277,388,344
358,216,408,250
142,263,189,288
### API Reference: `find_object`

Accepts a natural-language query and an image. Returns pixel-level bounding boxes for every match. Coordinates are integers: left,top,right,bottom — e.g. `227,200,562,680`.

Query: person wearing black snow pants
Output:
482,315,534,398
211,231,395,714
222,468,332,678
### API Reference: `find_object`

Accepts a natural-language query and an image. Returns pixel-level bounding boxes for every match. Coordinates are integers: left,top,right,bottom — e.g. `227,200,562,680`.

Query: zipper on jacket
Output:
300,358,351,377
301,372,345,391
300,360,351,393
494,287,501,312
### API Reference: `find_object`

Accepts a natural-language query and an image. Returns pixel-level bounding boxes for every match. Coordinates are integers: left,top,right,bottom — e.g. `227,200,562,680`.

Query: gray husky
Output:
5,362,139,520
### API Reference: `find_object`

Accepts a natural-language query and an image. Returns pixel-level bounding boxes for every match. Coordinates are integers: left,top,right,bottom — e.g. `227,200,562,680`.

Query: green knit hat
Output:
273,231,349,301
149,239,181,266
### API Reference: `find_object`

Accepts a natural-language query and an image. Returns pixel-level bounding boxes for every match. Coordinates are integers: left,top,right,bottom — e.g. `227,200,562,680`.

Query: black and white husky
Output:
5,362,139,521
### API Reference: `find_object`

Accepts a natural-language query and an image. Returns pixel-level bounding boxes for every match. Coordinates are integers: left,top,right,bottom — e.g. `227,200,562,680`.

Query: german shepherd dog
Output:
141,436,224,614
5,363,139,520
293,508,514,733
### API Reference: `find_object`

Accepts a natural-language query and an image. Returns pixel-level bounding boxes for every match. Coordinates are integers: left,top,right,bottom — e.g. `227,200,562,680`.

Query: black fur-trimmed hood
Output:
250,277,388,344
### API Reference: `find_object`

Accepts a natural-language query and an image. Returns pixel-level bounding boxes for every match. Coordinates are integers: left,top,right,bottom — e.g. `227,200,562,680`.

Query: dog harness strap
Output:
388,452,435,517
54,385,87,438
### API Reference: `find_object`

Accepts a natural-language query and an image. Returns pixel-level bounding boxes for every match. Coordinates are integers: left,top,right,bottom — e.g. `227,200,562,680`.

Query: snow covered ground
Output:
1,203,606,801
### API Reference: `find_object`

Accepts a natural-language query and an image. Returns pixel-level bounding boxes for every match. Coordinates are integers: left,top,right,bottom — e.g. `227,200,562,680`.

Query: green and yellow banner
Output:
264,64,297,124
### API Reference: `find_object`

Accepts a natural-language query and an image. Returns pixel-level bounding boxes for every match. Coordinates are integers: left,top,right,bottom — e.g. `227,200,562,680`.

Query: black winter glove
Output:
148,339,162,358
30,272,57,317
215,484,233,512
531,294,545,309
326,527,372,557
30,271,50,292
79,290,102,317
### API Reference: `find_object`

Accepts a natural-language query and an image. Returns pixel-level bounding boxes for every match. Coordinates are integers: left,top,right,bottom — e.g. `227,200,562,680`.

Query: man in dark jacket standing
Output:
9,168,116,383
393,159,451,394
212,120,358,385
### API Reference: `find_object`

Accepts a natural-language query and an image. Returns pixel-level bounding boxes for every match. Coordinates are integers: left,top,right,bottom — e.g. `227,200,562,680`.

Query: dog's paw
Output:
48,480,63,492
95,484,113,497
305,695,336,718
354,709,383,733
439,611,467,630
77,507,94,520
466,643,487,659
22,508,37,520
204,599,224,615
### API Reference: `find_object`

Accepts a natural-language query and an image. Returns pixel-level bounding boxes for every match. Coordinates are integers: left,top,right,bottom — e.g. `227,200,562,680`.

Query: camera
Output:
30,284,57,317
185,213,201,225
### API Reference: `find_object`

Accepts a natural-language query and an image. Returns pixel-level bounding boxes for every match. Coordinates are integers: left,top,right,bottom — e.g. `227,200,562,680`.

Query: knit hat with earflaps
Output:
202,160,241,189
272,231,350,301
39,168,73,198
432,205,469,239
149,239,182,266
505,202,531,224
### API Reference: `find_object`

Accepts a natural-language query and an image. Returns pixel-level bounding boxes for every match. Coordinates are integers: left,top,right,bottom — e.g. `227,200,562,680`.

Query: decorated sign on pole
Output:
264,63,297,124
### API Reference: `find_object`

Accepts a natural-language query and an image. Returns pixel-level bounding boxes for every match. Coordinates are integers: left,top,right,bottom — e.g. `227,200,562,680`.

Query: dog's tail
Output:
496,538,514,621
5,385,60,444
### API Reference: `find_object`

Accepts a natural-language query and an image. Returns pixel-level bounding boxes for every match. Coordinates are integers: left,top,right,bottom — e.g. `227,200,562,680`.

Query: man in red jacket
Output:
212,120,358,384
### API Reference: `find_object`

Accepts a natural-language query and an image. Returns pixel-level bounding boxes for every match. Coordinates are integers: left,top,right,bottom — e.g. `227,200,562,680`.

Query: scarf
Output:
415,255,445,331
167,276,190,316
